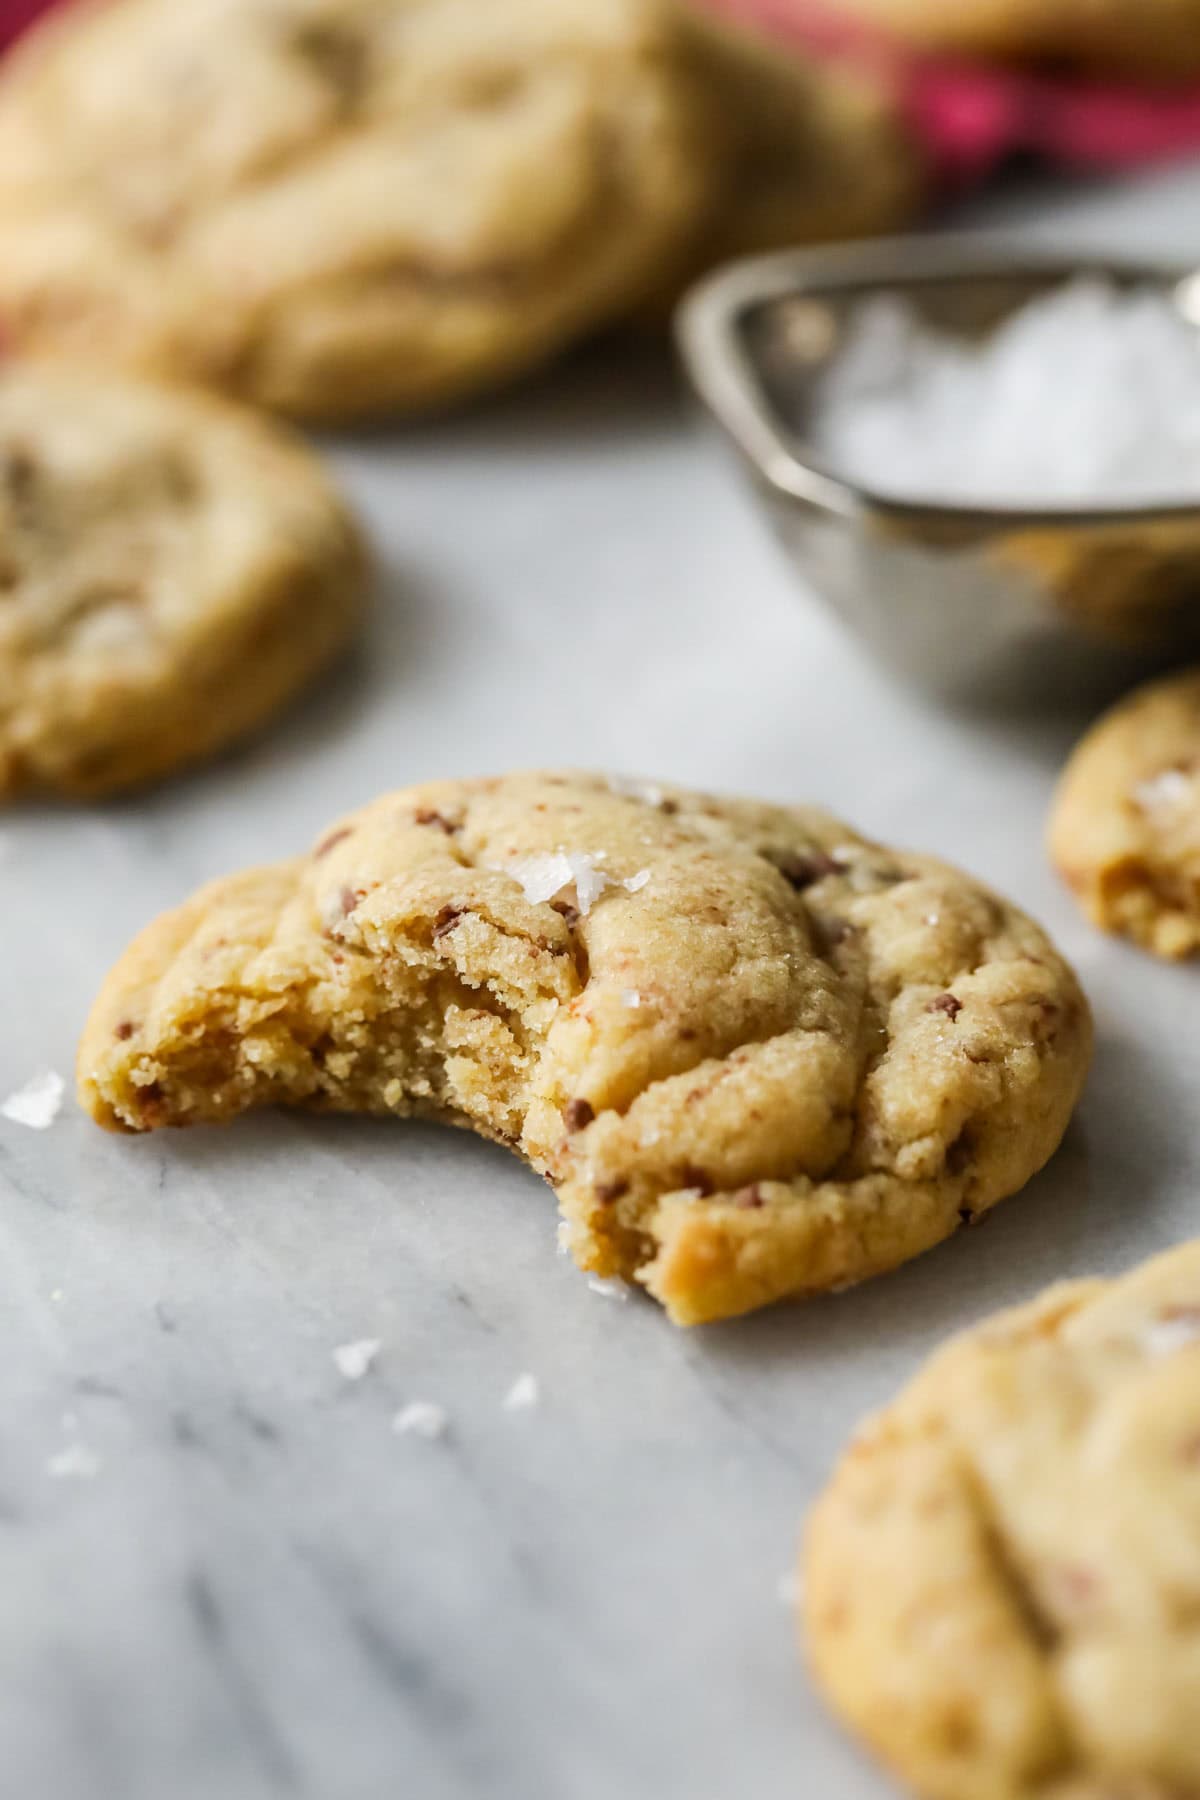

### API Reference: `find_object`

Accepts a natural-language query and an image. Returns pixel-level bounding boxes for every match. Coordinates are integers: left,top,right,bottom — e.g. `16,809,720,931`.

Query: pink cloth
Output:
706,0,1200,184
7,0,1200,186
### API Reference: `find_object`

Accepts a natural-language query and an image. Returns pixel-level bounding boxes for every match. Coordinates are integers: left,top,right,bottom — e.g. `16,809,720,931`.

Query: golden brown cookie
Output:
1049,669,1200,960
830,0,1200,81
805,1239,1200,1800
0,0,711,420
0,360,364,799
78,773,1090,1324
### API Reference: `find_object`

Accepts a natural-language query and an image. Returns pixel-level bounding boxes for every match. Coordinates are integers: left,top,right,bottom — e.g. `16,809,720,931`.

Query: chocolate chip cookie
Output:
79,773,1090,1324
806,1239,1200,1799
0,360,364,798
1049,668,1200,960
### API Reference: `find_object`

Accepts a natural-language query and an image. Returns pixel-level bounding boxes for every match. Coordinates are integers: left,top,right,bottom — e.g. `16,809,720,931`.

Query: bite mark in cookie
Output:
78,772,1090,1325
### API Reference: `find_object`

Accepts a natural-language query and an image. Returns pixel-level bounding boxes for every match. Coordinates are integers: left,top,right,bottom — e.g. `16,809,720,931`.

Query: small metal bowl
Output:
677,240,1200,704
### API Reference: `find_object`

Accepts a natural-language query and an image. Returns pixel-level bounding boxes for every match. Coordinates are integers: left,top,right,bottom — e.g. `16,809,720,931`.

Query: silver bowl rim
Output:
674,237,1200,531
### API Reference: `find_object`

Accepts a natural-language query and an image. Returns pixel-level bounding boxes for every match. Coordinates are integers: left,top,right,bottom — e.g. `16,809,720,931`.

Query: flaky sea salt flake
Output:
1,1070,64,1129
620,990,642,1008
47,1443,101,1480
587,1276,629,1303
1134,768,1193,814
1143,1311,1200,1359
392,1401,448,1439
623,869,650,893
502,1373,540,1412
332,1337,382,1381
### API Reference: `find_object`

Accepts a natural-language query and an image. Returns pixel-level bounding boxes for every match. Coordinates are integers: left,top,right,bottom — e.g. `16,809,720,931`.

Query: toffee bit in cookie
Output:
432,904,464,940
679,1165,714,1197
770,850,845,891
313,826,353,860
564,1098,594,1132
414,808,459,834
734,1184,766,1210
340,886,361,917
550,899,580,929
595,1178,630,1205
114,1020,136,1040
927,993,963,1021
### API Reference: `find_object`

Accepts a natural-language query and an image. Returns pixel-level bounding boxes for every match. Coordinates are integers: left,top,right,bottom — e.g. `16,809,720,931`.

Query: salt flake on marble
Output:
392,1401,448,1439
1135,768,1193,814
502,1373,540,1412
623,870,650,893
332,1337,382,1381
47,1442,101,1480
587,1276,629,1303
1,1070,64,1129
1142,1311,1200,1358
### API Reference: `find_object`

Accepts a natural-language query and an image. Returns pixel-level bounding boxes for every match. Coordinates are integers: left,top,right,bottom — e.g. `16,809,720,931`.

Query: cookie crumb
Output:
1,1069,64,1129
332,1337,381,1381
502,1373,539,1412
587,1276,629,1302
392,1402,448,1439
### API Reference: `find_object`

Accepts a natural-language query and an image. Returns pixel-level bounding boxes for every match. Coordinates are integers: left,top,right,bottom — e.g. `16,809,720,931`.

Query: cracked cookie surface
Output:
0,361,364,799
78,772,1090,1324
1049,669,1200,960
0,0,711,419
805,1240,1200,1800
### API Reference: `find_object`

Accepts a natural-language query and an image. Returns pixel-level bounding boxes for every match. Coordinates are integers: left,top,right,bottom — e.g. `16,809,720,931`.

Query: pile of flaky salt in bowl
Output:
809,276,1200,508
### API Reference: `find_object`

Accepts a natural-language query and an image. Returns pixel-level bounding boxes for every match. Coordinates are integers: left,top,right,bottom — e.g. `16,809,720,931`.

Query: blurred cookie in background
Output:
0,0,712,420
0,0,923,421
1049,668,1200,959
0,361,365,798
652,4,923,307
826,0,1200,80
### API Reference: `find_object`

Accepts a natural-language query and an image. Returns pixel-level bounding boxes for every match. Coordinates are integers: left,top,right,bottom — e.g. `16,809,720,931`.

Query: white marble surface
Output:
5,165,1200,1800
